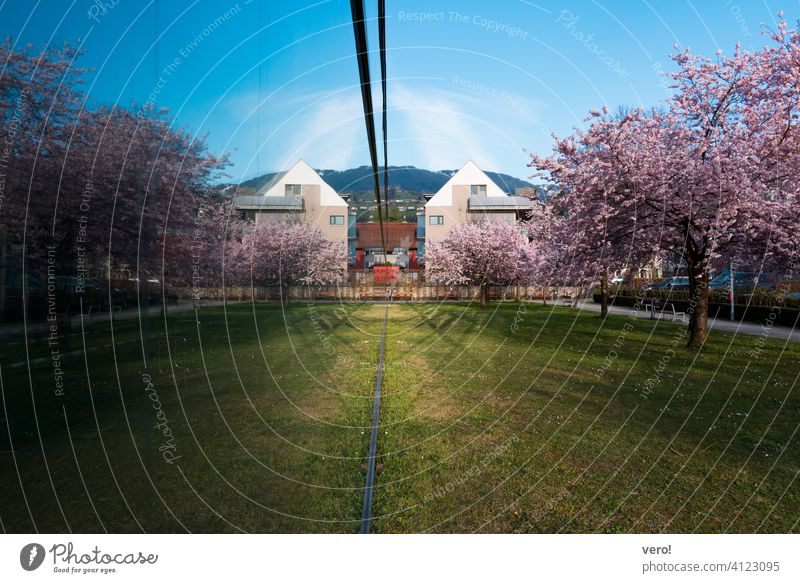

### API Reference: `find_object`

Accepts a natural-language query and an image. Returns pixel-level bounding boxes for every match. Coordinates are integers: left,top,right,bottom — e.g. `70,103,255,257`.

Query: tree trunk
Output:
542,286,547,306
480,281,488,308
600,267,608,319
686,257,709,349
282,282,290,308
0,225,6,322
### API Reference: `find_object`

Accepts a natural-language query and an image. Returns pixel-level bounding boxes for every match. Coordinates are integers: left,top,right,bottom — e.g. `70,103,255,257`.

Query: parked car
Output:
610,275,625,285
364,248,385,269
392,247,410,269
709,271,772,291
641,276,690,291
4,270,43,290
365,247,411,269
55,276,103,293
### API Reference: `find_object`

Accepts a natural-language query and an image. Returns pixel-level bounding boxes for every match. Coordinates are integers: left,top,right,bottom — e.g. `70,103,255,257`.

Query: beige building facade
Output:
420,161,535,254
233,160,350,258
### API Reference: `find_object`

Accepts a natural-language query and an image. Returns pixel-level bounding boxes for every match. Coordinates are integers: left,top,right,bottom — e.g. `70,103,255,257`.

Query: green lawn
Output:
1,302,798,532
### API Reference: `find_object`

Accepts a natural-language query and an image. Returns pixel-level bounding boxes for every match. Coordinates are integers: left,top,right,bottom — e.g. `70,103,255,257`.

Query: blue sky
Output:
1,0,792,182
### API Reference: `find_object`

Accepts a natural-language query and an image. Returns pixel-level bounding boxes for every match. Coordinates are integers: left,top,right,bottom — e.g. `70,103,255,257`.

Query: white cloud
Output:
271,90,364,170
220,81,547,178
390,84,502,171
220,87,365,175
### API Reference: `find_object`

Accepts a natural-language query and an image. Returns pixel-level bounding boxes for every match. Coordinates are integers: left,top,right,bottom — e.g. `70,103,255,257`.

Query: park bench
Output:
418,291,458,301
55,305,71,333
104,299,124,317
644,298,687,323
434,291,460,301
85,303,103,321
360,291,393,301
357,290,414,301
85,297,127,321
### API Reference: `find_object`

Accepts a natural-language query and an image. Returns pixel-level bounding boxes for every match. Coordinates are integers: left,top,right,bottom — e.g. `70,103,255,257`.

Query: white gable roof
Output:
424,160,507,207
257,159,347,207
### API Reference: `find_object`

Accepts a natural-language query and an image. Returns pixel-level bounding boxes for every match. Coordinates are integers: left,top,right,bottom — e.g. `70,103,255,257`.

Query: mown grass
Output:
1,301,798,532
1,303,384,533
373,303,800,533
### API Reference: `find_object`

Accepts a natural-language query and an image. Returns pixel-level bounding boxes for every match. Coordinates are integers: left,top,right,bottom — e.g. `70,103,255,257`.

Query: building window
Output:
429,215,444,225
470,184,487,196
285,184,301,196
330,215,345,225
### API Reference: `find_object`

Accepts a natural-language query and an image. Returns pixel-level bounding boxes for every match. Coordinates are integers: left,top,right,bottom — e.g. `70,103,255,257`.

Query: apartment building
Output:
418,160,535,256
233,160,354,264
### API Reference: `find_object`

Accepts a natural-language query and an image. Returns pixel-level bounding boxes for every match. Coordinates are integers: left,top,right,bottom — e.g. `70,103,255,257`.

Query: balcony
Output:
233,194,304,212
467,195,535,212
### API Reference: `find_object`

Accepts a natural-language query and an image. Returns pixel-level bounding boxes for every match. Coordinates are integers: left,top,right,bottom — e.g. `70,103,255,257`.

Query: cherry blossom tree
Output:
426,221,535,307
522,203,568,304
529,18,800,347
1,41,85,264
237,220,346,306
161,196,246,295
1,40,230,316
51,104,230,285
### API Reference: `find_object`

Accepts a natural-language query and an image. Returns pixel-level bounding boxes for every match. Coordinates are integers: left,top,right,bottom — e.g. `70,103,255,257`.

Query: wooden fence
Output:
185,277,589,304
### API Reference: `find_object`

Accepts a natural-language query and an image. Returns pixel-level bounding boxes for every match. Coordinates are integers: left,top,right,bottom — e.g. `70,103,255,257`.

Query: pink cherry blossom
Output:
235,220,346,305
426,221,536,307
529,17,800,347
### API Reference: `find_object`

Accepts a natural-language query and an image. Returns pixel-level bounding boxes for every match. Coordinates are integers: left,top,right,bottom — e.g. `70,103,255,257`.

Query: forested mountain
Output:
238,165,538,196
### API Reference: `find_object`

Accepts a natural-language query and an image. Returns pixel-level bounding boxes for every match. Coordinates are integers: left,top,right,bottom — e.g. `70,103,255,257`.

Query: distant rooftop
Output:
356,222,418,251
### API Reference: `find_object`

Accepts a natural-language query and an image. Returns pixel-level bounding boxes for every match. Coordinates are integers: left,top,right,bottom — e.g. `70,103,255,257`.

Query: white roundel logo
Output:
20,543,46,571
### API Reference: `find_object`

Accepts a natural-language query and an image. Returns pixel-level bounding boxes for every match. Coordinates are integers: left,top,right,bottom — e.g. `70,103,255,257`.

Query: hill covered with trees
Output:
239,165,537,196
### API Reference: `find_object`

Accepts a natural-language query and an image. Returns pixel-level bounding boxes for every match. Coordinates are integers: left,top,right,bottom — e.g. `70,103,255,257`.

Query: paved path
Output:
0,300,227,339
545,298,800,343
4,297,798,344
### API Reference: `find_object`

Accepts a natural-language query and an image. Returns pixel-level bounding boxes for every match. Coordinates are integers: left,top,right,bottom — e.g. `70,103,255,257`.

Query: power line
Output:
378,0,388,227
350,0,391,534
349,0,387,260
